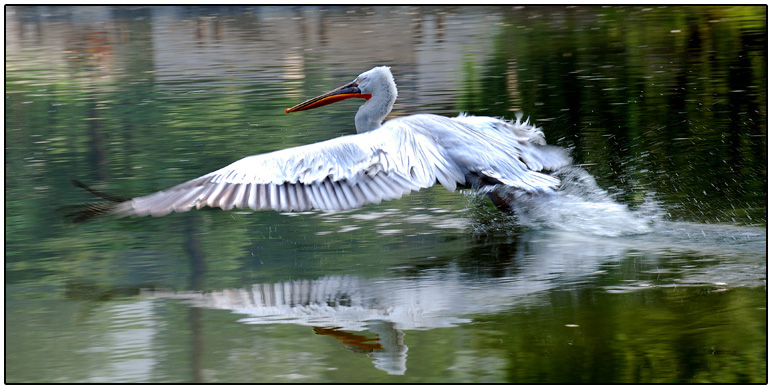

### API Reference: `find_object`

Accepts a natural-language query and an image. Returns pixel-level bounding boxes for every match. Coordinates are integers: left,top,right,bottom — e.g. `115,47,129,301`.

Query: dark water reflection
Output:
5,6,767,383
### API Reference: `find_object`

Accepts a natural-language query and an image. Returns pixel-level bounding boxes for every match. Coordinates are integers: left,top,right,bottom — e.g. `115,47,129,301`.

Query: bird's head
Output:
354,66,397,101
286,66,398,133
285,66,397,115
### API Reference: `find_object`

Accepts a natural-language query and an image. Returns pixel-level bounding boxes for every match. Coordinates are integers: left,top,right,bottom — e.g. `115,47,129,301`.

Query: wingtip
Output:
63,179,130,222
70,179,88,190
58,202,120,223
69,179,129,203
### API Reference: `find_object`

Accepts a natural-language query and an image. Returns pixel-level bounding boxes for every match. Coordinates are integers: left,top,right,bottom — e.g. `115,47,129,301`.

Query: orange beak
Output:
286,79,372,113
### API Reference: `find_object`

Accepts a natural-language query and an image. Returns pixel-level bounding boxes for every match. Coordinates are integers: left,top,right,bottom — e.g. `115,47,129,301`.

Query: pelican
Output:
67,66,570,221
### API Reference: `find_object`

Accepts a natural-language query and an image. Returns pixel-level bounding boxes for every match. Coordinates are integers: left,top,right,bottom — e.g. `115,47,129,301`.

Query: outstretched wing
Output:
114,122,465,217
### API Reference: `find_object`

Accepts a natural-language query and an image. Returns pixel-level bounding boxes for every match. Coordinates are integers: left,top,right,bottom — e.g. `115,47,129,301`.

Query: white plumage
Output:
102,66,571,218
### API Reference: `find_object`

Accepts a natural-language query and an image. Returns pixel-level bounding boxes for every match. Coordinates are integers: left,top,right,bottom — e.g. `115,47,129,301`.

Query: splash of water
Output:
499,166,663,237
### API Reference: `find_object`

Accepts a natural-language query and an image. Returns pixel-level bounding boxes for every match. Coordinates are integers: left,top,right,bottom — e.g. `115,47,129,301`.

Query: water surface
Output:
5,6,767,383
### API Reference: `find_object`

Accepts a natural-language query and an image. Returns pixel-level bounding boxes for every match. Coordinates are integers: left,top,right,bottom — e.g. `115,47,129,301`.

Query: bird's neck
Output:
354,84,397,133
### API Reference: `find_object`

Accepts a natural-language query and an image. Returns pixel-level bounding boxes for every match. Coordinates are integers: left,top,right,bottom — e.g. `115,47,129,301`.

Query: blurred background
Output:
5,6,767,383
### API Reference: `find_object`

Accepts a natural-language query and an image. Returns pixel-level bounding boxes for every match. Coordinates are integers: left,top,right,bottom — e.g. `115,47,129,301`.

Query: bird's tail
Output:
59,180,128,223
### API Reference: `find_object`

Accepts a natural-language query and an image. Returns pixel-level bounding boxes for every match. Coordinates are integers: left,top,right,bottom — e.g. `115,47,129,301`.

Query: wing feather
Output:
284,183,297,211
257,184,268,210
268,184,279,210
218,183,239,210
303,185,319,210
371,174,400,200
231,183,249,210
355,179,380,204
172,185,207,212
141,192,175,217
350,183,368,205
326,180,347,210
294,185,313,210
247,183,259,210
110,114,568,218
320,180,339,210
205,181,229,208
389,172,420,193
311,183,330,210
337,181,360,208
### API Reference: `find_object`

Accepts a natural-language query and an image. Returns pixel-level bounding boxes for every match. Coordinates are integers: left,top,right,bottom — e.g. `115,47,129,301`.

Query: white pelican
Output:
67,66,570,221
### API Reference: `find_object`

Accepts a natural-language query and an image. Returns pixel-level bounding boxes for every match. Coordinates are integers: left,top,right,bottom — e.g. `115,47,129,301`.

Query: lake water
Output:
5,5,767,383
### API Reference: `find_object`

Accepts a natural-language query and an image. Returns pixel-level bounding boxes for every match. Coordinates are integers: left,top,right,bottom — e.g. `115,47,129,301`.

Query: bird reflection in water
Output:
312,327,382,351
143,219,766,376
150,275,416,375
313,323,408,375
